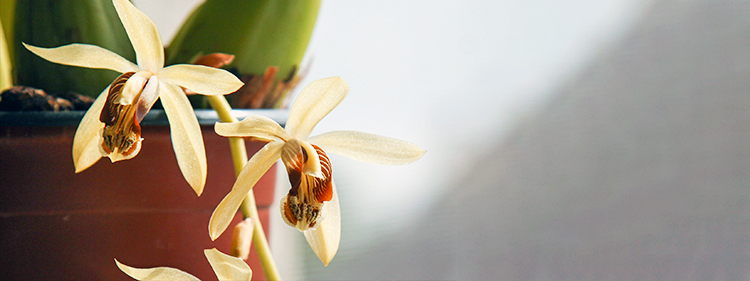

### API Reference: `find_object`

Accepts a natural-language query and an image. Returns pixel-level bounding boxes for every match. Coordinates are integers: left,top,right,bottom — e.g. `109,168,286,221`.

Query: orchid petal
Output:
159,81,207,196
23,43,138,73
209,141,283,240
204,248,252,281
303,181,341,266
136,75,160,122
72,88,108,173
115,259,200,281
112,0,163,72
308,131,426,165
214,115,288,143
286,77,349,139
159,64,244,96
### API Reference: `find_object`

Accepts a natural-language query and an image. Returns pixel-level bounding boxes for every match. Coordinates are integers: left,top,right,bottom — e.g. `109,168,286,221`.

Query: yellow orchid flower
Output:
22,0,244,196
208,76,425,265
115,248,252,281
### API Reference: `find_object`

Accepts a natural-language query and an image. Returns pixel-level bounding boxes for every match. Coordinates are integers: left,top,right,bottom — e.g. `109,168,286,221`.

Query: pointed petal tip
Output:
113,0,164,71
287,76,350,139
209,222,221,241
322,76,348,88
193,185,204,197
186,168,205,197
303,183,341,267
159,82,208,198
73,162,93,173
333,76,348,86
204,248,253,281
21,42,43,54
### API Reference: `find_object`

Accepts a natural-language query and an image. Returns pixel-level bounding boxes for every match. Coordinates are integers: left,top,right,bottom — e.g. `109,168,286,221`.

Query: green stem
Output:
206,95,282,281
0,19,12,90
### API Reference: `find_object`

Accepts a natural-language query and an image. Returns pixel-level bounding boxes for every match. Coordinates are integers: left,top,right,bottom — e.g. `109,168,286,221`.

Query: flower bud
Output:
230,217,255,260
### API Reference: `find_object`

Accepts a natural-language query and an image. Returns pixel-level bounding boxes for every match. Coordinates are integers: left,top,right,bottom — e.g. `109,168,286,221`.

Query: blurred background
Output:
138,0,750,279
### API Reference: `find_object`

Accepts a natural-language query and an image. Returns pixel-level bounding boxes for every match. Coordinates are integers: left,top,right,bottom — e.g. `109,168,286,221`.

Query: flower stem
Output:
206,95,282,281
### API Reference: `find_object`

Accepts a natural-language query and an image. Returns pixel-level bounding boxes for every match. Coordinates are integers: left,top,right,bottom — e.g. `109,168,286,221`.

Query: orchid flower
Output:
208,76,425,265
23,0,243,196
115,248,251,281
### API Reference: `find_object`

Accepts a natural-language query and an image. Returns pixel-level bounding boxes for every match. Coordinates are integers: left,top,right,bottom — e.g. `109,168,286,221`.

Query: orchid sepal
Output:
286,76,349,139
160,82,208,196
115,259,200,281
209,141,284,240
72,88,108,173
115,248,251,281
214,115,288,143
112,0,163,71
307,130,426,165
303,180,341,266
159,64,244,96
23,43,139,73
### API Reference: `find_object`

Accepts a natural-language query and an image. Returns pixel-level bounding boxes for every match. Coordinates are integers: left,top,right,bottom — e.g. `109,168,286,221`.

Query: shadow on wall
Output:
307,0,750,279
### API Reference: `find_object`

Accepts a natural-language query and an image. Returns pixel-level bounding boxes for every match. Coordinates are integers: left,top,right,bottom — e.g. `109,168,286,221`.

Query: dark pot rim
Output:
0,109,289,127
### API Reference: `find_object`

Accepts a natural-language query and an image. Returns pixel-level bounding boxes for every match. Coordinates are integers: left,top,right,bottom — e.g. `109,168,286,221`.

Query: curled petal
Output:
209,141,284,240
119,71,151,105
160,82,207,196
23,43,138,73
280,139,323,179
214,115,288,143
303,181,341,266
299,140,323,178
286,77,349,139
159,64,244,96
115,259,200,281
112,0,164,72
307,131,426,165
204,248,252,281
101,72,135,125
72,88,108,173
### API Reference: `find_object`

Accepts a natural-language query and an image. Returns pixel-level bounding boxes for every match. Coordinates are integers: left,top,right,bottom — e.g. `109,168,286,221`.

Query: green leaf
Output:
14,0,135,98
166,0,320,82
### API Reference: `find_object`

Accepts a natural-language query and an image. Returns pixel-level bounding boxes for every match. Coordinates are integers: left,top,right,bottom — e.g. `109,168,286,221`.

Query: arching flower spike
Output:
23,0,244,196
115,248,251,281
208,76,426,265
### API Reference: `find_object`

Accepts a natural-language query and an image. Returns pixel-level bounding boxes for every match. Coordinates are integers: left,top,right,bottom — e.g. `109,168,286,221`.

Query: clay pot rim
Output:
0,109,289,127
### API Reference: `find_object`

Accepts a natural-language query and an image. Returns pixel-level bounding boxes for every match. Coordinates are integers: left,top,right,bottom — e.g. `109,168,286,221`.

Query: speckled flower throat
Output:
280,139,334,231
99,72,143,160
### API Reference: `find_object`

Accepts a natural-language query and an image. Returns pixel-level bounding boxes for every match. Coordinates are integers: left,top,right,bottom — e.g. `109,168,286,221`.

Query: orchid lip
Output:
98,72,146,162
280,141,333,231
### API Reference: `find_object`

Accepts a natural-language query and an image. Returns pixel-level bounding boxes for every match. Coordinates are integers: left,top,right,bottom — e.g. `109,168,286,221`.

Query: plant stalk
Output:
0,19,11,90
206,95,281,281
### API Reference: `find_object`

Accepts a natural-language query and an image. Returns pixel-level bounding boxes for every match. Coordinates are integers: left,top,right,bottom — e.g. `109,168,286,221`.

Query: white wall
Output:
136,0,653,279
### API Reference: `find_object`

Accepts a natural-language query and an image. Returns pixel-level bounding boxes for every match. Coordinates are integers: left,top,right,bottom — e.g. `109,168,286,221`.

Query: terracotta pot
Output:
0,109,287,281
